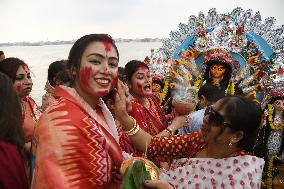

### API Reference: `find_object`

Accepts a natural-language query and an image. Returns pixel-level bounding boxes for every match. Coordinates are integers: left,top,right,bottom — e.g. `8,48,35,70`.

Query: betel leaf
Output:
121,164,136,189
121,160,151,189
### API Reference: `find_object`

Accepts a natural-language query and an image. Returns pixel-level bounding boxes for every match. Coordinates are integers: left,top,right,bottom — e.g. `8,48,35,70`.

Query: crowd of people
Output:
0,21,283,189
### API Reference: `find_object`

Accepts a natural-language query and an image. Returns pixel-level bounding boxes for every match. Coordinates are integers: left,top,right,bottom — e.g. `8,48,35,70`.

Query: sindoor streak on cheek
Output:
80,67,93,89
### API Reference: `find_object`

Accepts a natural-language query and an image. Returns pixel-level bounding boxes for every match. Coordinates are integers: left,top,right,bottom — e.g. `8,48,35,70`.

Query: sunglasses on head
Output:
205,106,232,128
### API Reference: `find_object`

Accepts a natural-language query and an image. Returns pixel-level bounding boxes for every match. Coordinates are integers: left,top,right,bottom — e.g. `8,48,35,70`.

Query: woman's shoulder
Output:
0,140,19,159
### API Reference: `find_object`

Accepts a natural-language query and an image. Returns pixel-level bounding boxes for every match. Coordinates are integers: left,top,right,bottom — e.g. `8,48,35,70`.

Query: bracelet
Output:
164,129,172,136
128,124,140,136
166,127,175,135
121,116,136,133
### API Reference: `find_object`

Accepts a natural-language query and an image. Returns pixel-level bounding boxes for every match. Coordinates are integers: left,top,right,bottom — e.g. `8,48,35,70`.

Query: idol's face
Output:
77,41,119,98
274,99,284,112
210,64,226,79
14,65,33,98
129,66,152,97
152,82,162,93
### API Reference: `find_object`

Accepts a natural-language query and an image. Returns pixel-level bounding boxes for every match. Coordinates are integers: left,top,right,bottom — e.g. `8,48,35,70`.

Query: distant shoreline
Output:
0,38,163,47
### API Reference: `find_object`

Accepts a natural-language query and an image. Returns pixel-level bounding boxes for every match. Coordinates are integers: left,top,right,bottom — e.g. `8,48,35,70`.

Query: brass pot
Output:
120,157,160,180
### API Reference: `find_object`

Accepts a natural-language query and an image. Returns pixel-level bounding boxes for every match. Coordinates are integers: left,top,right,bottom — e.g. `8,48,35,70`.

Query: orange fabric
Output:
23,97,41,142
32,86,122,189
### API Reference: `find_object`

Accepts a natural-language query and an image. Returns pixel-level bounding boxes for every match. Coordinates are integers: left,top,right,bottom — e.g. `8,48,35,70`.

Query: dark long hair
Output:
0,72,24,153
0,57,27,82
67,34,119,85
47,60,67,87
124,60,149,82
216,96,261,152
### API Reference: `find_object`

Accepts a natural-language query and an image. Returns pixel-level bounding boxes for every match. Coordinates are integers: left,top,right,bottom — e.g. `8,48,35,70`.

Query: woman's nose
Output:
24,77,32,85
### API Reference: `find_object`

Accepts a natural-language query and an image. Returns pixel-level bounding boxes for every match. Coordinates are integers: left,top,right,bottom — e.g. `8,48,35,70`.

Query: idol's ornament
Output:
160,7,284,104
254,83,284,189
145,49,173,114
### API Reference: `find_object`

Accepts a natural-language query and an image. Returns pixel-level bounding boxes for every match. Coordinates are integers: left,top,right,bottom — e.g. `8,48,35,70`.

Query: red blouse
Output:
147,132,206,164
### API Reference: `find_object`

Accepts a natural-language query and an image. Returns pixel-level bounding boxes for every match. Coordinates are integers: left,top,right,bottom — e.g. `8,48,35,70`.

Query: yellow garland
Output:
268,104,284,130
160,79,169,105
194,74,204,89
265,155,278,189
226,81,235,95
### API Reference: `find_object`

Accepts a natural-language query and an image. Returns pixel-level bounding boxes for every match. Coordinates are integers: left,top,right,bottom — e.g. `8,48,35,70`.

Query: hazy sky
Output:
1,0,283,43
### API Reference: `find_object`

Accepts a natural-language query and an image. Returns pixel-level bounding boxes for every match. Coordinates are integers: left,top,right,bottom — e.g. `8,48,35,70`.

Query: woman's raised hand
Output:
113,81,128,118
170,115,191,130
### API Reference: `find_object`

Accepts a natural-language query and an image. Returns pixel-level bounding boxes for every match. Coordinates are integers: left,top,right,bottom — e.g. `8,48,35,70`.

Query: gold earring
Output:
228,139,233,147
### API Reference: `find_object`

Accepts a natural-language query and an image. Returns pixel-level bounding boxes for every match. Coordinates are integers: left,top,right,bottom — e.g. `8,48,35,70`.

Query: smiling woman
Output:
32,34,124,189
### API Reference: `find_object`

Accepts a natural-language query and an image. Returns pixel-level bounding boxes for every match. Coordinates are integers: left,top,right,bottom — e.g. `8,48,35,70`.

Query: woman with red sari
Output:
32,34,124,189
123,60,187,156
0,58,41,183
0,58,41,144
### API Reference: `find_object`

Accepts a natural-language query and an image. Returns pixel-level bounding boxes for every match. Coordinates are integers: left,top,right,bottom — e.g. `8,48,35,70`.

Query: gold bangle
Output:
164,129,171,136
122,116,137,134
165,127,175,136
127,124,140,136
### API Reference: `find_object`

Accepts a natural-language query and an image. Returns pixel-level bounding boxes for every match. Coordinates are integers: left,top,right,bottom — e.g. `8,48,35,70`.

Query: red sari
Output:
123,95,168,156
32,86,123,189
130,95,167,135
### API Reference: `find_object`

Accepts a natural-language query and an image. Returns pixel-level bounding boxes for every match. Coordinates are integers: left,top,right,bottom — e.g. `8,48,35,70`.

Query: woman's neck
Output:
74,84,100,109
206,143,241,158
131,92,149,107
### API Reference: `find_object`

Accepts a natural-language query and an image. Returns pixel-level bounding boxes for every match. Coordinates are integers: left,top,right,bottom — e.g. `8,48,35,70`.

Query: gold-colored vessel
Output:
120,157,160,180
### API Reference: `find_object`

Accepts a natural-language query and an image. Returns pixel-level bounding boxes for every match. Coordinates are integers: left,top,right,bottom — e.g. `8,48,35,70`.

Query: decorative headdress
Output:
158,7,284,103
203,49,235,68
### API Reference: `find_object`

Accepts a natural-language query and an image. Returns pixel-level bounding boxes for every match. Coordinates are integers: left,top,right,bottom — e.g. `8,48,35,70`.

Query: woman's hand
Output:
113,81,134,130
113,81,128,118
170,115,191,130
144,180,175,189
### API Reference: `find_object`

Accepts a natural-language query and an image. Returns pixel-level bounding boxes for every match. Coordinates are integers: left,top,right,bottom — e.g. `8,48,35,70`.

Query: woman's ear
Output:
230,131,244,144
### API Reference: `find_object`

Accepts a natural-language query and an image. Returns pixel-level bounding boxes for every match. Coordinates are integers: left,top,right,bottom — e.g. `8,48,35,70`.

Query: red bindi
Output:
102,39,112,52
21,64,29,74
139,65,149,71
